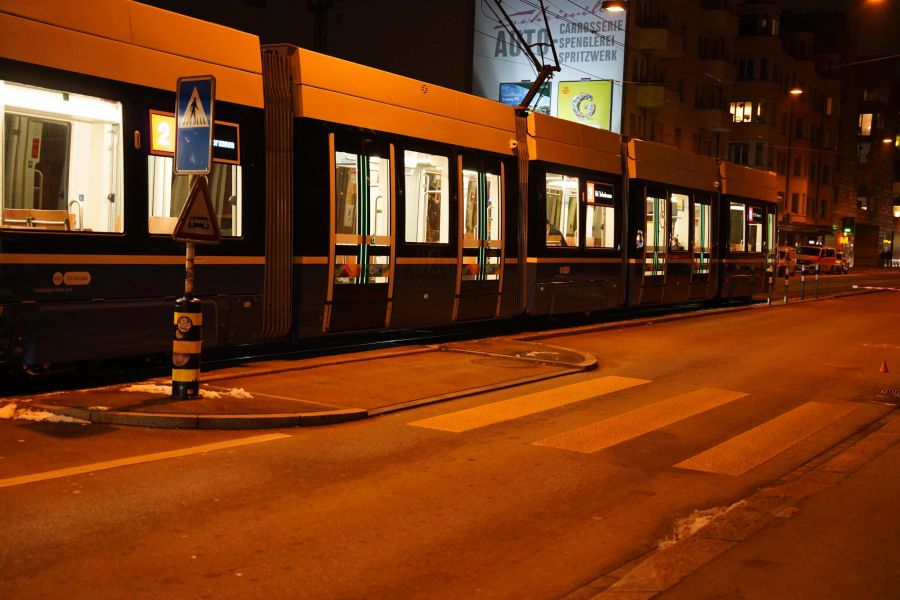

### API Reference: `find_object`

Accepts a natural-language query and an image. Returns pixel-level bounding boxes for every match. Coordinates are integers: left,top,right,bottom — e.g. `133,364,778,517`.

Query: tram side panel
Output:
0,7,266,368
624,139,720,307
524,113,626,316
527,161,626,315
281,45,520,334
718,163,778,301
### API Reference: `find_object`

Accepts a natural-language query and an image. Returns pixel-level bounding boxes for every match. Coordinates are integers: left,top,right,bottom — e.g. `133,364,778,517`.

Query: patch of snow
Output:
118,383,252,400
121,383,172,394
0,402,88,425
658,500,747,549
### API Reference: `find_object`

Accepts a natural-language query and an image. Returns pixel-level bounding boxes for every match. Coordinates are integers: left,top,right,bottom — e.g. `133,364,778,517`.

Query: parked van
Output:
796,245,838,273
834,252,850,273
776,246,797,276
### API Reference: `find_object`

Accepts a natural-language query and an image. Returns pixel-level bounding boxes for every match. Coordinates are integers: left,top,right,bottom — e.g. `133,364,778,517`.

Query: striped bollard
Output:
172,296,202,399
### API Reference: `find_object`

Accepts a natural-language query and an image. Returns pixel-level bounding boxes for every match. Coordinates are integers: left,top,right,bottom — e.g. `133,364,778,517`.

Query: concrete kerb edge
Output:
28,402,369,430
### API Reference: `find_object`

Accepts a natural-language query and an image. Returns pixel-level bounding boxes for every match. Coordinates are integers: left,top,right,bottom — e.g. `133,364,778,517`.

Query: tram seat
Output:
1,208,72,230
546,234,564,246
31,209,72,230
1,208,32,227
149,216,178,234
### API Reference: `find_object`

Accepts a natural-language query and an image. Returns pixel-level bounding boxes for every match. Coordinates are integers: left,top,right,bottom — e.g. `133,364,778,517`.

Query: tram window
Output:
693,200,711,274
670,193,690,251
333,149,391,285
404,150,448,244
729,202,746,251
147,156,242,237
645,195,666,275
546,172,579,247
585,181,614,248
462,169,502,280
335,151,390,240
747,206,763,253
1,81,123,232
462,170,501,244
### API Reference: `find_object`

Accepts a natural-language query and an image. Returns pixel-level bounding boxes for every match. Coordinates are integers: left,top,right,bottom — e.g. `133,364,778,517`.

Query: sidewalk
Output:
585,410,900,600
3,338,596,429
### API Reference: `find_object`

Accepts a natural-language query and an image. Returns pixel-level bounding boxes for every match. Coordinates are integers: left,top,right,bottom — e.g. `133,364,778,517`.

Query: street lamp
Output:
601,1,627,11
783,86,803,237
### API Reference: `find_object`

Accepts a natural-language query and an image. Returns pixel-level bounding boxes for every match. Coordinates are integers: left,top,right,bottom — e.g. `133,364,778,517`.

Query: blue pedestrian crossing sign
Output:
175,75,215,174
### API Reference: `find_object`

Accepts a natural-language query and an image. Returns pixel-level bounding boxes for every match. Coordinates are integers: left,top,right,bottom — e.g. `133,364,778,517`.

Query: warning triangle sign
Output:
172,176,221,244
181,86,210,128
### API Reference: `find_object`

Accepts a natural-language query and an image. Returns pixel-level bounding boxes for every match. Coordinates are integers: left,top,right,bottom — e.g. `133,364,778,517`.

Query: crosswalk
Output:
408,376,862,477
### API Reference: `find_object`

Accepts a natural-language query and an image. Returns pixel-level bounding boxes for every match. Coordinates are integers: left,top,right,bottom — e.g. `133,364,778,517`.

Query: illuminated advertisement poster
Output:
473,0,624,132
556,80,612,128
498,81,551,114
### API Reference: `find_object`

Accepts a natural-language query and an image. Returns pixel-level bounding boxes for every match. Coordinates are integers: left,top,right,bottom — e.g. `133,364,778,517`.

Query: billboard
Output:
473,0,625,132
556,80,612,129
499,81,551,114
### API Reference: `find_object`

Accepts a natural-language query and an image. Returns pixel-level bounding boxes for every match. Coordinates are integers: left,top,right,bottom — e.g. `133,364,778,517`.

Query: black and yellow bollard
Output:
172,296,202,399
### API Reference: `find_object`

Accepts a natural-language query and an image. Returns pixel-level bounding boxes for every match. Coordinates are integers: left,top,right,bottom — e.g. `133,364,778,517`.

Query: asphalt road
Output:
2,283,900,599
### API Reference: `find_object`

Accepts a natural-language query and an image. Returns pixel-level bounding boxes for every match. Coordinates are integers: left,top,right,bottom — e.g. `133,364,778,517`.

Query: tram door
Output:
689,199,713,298
325,138,395,332
640,192,667,303
455,161,504,321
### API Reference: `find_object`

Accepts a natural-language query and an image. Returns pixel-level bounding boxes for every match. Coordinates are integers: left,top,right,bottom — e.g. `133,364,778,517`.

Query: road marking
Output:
534,388,748,454
408,376,649,432
0,433,291,489
676,401,859,476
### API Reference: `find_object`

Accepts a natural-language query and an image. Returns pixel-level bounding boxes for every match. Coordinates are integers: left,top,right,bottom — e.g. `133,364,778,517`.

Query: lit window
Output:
545,173,579,248
1,80,123,232
585,181,615,248
404,150,449,244
729,202,745,252
858,113,872,136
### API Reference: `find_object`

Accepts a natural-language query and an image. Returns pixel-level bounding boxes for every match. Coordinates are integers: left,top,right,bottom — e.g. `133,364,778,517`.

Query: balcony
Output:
734,35,782,56
698,9,738,36
634,84,667,108
636,27,683,59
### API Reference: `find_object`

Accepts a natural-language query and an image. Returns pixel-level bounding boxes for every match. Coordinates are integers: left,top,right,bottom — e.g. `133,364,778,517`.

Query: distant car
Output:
795,245,837,273
776,246,797,276
834,252,850,274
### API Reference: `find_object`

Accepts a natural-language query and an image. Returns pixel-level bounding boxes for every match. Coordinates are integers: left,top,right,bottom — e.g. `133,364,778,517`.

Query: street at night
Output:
2,276,900,599
2,0,899,598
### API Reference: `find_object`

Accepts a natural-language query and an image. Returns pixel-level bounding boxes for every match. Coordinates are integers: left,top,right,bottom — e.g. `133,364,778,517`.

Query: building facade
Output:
618,0,898,263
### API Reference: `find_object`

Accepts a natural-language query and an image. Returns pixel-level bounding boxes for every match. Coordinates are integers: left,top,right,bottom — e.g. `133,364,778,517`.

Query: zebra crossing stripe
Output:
676,401,859,476
534,387,748,454
408,376,649,432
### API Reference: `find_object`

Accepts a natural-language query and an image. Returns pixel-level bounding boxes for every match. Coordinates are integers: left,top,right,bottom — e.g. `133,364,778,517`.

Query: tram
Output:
0,1,777,372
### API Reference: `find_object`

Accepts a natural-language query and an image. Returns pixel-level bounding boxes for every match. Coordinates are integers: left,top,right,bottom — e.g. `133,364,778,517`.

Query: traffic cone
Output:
880,360,889,374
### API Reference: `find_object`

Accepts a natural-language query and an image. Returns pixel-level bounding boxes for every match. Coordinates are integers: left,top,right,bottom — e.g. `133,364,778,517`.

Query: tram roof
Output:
526,113,622,175
0,0,263,107
719,162,778,203
271,45,518,157
626,139,719,192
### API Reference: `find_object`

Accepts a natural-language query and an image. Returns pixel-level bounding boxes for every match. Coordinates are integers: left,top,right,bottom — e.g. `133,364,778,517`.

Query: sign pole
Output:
171,76,217,400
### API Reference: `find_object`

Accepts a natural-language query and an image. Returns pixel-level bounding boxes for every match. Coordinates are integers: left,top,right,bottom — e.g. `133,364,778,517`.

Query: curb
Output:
28,401,369,430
